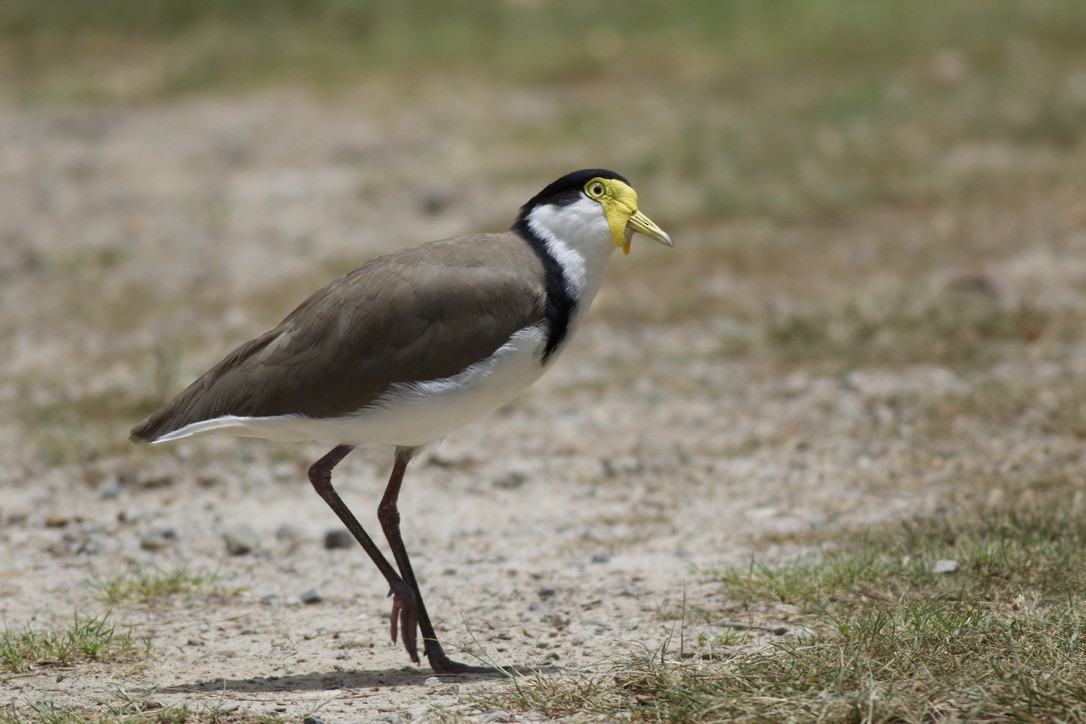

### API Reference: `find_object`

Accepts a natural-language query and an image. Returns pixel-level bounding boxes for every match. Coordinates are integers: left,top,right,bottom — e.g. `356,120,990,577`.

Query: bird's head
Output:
514,169,673,256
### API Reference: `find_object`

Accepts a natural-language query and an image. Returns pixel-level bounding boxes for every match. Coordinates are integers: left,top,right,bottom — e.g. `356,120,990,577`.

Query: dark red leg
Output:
307,445,420,663
377,446,497,674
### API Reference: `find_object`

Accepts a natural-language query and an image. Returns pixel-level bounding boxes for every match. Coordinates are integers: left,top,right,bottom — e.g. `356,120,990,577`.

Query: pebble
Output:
45,515,76,528
491,469,529,489
303,717,325,724
196,474,221,488
300,588,323,605
223,525,259,555
140,528,177,552
323,528,354,549
932,559,959,574
591,553,610,564
537,586,556,599
99,483,122,500
140,475,174,489
47,529,101,557
484,711,514,723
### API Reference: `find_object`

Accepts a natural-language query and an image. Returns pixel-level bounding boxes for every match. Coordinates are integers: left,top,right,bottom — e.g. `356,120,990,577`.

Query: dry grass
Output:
481,500,1086,721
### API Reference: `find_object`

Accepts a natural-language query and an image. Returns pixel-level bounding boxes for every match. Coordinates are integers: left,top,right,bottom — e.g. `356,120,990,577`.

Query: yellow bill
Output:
623,209,672,255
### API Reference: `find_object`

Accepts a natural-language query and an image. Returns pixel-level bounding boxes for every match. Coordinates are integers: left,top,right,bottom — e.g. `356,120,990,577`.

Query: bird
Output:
130,168,673,674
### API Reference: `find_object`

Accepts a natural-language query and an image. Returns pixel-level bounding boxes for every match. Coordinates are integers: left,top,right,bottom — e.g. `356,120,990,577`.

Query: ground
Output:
2,4,1086,721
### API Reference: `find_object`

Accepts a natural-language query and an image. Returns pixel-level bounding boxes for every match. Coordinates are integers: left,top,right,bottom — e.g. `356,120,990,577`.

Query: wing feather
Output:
130,233,546,442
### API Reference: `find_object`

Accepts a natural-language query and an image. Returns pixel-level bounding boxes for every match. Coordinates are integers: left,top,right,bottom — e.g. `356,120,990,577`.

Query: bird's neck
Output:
513,203,616,361
519,201,615,308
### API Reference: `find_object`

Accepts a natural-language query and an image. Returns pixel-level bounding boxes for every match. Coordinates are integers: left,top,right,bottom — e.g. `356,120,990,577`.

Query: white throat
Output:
525,196,616,317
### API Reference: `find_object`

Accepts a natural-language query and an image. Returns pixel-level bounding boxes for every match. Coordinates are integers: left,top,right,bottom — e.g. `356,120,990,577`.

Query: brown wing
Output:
130,233,547,442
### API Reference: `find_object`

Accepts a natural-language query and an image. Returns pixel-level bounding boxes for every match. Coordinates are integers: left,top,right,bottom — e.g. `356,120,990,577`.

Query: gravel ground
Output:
1,91,1083,721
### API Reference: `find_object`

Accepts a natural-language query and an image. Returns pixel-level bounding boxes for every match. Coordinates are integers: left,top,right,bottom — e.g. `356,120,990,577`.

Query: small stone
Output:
537,586,556,599
140,475,174,489
484,712,514,723
140,528,176,552
303,717,326,724
275,524,296,541
196,475,220,488
45,515,74,528
98,483,122,500
591,553,610,564
932,559,958,574
323,529,353,549
300,588,323,605
492,470,529,489
424,676,442,686
223,525,259,555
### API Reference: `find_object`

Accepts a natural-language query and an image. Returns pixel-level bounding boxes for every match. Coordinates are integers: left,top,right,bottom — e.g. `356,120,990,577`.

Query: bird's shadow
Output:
155,663,559,694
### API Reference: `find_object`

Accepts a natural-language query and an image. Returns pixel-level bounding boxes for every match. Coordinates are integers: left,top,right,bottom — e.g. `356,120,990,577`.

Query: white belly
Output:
152,324,552,448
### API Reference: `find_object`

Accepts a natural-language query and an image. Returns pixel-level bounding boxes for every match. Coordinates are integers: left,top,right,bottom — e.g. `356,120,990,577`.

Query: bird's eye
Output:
586,181,605,198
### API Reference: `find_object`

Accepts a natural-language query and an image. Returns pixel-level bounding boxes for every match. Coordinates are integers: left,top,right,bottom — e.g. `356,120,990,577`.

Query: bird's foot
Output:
387,583,419,663
424,640,510,675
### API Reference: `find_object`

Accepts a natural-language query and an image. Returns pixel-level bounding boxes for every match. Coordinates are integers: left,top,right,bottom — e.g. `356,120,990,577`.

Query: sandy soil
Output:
1,90,1081,721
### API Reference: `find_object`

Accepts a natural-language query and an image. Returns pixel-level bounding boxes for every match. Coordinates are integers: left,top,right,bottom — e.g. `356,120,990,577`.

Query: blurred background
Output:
2,0,1086,508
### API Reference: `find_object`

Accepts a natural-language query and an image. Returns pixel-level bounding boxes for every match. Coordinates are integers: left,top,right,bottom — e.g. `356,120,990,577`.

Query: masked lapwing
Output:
130,168,673,674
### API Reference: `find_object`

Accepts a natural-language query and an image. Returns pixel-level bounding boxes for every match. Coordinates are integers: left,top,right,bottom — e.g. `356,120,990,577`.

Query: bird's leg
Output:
377,446,497,675
307,444,421,663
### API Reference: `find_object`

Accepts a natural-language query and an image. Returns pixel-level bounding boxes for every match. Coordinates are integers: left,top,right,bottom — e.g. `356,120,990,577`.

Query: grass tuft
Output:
92,566,238,606
0,612,145,674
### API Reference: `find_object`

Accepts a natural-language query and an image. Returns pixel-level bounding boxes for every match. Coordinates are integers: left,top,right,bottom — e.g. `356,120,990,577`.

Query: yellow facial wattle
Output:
583,177,673,255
